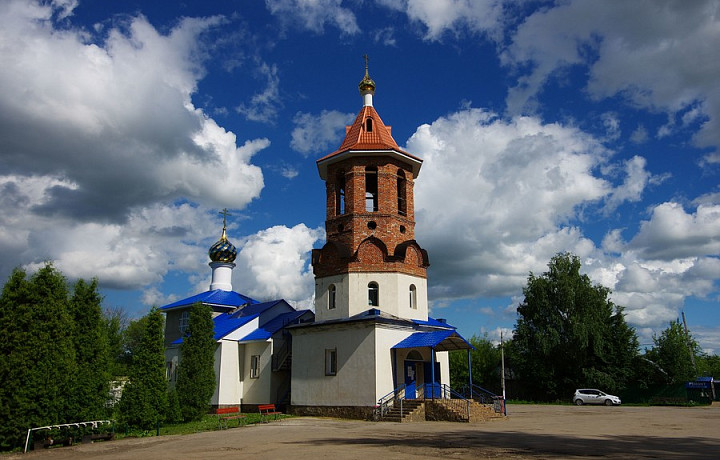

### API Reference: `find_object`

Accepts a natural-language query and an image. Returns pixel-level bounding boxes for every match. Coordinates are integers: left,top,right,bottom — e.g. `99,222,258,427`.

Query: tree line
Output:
450,253,720,402
0,264,215,451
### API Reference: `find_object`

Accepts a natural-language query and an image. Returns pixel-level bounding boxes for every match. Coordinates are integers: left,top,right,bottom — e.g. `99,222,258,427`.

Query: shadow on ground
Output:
290,429,719,459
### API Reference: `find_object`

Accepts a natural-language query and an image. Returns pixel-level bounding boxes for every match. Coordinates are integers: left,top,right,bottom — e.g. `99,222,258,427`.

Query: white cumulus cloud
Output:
265,0,360,35
291,110,356,156
232,224,324,306
0,0,266,289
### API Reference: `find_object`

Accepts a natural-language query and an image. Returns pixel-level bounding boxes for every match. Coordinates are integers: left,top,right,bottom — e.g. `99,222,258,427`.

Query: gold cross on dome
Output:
219,208,230,229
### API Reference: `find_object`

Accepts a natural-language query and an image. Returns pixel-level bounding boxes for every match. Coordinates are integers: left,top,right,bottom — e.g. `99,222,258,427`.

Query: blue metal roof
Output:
172,299,291,344
240,310,311,342
392,329,474,351
413,317,456,328
211,300,290,340
212,312,259,341
160,289,258,311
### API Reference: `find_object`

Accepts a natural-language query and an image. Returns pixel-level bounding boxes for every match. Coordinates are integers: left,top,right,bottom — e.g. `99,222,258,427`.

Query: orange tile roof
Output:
318,105,421,163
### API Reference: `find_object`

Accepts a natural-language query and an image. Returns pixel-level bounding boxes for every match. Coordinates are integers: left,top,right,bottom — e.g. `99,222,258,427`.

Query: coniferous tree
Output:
175,303,216,421
118,308,167,430
0,265,77,449
69,279,111,420
165,387,182,424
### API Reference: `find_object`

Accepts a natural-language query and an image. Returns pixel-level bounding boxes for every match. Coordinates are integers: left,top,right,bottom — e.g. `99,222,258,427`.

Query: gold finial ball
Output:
209,228,237,263
359,76,376,92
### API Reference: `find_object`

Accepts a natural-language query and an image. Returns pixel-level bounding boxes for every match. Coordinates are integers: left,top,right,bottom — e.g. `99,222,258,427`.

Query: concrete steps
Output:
379,400,424,422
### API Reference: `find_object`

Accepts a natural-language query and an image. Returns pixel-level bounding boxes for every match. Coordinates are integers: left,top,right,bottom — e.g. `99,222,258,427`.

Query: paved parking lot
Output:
12,404,720,459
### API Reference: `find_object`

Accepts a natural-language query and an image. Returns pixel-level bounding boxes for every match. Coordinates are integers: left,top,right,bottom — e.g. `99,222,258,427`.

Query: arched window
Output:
328,284,336,310
409,284,417,309
179,311,189,334
365,166,378,212
406,350,423,361
397,169,407,216
365,118,373,132
368,282,379,307
336,170,346,215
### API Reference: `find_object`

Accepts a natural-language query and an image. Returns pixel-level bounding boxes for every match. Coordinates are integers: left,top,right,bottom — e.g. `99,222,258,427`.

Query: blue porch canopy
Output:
392,329,475,351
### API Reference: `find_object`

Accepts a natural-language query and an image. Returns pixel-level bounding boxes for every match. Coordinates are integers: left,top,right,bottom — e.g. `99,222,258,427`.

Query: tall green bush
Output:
175,303,216,421
118,308,167,430
69,279,111,421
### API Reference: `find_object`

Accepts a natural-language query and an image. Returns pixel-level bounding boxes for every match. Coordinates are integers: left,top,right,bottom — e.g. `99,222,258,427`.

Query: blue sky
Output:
1,0,719,353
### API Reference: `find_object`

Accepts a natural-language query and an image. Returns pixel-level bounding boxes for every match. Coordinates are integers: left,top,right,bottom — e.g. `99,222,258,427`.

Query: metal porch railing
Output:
460,383,506,414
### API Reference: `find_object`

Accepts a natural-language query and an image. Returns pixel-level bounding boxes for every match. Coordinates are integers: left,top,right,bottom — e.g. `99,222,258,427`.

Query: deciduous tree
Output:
449,334,502,394
513,253,638,401
646,319,699,384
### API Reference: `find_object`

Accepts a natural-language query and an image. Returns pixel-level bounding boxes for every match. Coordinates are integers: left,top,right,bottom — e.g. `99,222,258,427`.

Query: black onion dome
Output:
209,228,237,263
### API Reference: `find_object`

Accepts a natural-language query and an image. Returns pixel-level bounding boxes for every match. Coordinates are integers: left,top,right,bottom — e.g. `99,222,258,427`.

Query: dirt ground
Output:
10,404,720,459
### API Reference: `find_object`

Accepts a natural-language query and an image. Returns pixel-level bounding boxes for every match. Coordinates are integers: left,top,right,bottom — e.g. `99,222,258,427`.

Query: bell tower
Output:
312,59,430,322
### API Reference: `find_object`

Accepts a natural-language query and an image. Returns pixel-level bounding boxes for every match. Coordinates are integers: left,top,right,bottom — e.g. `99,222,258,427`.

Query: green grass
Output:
115,412,291,439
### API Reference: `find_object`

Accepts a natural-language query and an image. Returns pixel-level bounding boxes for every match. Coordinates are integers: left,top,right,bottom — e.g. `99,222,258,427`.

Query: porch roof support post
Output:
431,347,436,401
392,348,397,392
467,348,473,399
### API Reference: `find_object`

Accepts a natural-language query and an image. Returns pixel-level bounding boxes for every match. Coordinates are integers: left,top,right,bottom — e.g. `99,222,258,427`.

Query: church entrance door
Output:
404,361,417,399
424,361,441,398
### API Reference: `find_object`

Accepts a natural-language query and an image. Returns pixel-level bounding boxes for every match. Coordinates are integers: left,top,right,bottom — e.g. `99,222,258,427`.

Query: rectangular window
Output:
325,348,337,376
250,355,260,379
179,311,189,334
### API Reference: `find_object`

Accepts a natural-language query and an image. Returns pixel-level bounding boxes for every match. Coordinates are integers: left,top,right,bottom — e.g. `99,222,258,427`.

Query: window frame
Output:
179,310,189,334
328,284,337,310
397,169,407,216
325,348,337,376
336,170,346,216
250,354,260,379
365,118,373,132
365,166,378,212
409,284,417,309
368,281,379,307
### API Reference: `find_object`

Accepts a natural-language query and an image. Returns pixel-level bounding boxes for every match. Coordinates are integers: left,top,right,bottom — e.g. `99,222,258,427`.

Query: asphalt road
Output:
11,404,720,459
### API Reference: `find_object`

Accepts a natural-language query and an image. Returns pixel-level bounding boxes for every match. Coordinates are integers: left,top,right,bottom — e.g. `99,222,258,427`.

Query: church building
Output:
289,62,474,418
161,62,480,421
161,215,313,410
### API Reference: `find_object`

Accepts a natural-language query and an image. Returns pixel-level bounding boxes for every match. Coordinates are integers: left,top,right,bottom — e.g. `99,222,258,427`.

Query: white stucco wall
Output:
240,340,273,404
291,323,378,406
214,340,241,406
314,272,428,322
374,326,417,399
292,321,454,408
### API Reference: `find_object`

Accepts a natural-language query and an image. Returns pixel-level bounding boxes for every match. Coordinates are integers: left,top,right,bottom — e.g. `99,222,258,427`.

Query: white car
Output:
573,389,621,406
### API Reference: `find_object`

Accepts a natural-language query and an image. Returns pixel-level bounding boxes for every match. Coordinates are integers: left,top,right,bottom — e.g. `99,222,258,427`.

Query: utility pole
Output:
681,311,698,374
500,330,506,400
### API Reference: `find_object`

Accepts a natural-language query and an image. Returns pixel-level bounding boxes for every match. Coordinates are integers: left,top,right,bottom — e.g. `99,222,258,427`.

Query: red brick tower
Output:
312,60,430,322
